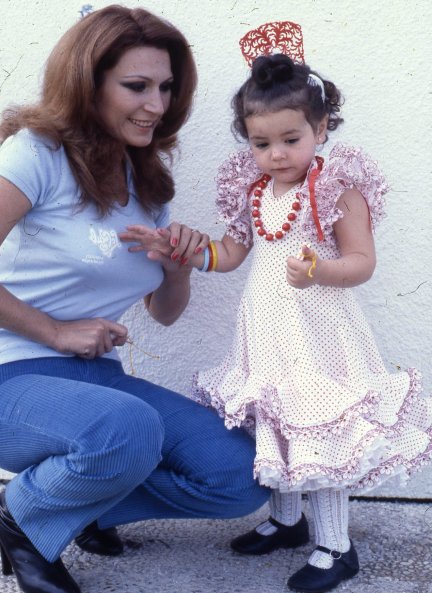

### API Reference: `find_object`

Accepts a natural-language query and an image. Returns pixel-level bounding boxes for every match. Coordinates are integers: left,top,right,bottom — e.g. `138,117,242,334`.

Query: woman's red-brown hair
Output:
0,4,197,215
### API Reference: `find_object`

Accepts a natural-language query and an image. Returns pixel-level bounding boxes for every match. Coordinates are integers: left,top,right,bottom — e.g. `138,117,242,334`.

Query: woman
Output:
0,6,268,593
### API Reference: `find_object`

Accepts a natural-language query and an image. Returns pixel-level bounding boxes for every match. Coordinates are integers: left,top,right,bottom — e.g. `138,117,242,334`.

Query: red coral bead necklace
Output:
251,174,301,241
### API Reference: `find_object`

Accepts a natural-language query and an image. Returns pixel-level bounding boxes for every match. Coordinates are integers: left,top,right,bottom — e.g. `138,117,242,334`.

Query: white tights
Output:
308,488,350,568
256,490,302,535
258,488,350,568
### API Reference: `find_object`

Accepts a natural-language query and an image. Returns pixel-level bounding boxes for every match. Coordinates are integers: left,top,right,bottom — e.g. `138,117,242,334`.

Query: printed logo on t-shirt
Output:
82,227,121,263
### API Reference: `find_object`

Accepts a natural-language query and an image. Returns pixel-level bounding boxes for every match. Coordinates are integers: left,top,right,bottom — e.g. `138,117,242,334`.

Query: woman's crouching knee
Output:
204,427,270,517
72,396,164,491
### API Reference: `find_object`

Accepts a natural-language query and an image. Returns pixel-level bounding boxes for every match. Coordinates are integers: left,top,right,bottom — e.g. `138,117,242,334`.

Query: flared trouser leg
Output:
0,368,164,561
98,371,269,527
0,358,269,560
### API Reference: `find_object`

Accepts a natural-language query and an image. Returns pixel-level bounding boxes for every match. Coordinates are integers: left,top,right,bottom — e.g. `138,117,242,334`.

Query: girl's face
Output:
246,108,327,196
96,46,173,147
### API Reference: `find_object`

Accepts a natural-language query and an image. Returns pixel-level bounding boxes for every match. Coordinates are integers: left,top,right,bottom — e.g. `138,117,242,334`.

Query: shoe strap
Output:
315,545,342,560
268,516,285,529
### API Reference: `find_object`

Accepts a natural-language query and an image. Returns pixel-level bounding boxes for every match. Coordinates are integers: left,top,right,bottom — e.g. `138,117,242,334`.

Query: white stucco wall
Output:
0,0,431,496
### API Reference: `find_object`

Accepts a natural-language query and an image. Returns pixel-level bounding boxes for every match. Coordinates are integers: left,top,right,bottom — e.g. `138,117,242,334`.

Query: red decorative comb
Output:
239,21,304,67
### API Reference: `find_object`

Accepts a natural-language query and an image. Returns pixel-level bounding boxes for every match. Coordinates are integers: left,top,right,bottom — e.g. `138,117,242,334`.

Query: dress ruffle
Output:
215,149,261,247
298,144,389,244
215,143,389,246
192,368,432,493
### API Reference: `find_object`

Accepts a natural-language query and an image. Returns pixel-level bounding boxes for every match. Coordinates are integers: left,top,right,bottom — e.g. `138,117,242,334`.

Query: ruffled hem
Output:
191,368,422,441
191,368,431,492
255,430,391,491
354,427,432,492
255,424,432,494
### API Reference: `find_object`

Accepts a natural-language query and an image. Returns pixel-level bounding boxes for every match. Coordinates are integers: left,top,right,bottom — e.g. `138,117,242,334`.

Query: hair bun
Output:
251,54,295,88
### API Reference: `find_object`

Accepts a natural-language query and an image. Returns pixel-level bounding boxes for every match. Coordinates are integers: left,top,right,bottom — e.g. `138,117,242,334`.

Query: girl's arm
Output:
190,234,252,272
142,233,251,325
287,188,376,289
0,177,128,357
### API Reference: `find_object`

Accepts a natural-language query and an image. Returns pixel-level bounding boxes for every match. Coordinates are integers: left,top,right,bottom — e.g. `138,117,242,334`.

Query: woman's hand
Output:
167,222,209,266
119,225,173,256
119,222,209,269
286,245,319,289
51,318,128,359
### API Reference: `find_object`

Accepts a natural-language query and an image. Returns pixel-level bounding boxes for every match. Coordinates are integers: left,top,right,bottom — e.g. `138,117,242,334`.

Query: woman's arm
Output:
144,264,192,326
0,177,128,357
286,188,376,289
126,228,251,324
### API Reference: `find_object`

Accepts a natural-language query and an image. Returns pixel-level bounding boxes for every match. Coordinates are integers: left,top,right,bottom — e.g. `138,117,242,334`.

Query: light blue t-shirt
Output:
0,129,169,363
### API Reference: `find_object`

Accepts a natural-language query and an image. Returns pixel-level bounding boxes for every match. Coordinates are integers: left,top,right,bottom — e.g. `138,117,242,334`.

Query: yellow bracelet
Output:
297,243,317,278
208,241,218,271
307,253,317,278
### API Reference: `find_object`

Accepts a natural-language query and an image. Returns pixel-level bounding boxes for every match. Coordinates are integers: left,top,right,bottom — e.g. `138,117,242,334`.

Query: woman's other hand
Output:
52,318,128,359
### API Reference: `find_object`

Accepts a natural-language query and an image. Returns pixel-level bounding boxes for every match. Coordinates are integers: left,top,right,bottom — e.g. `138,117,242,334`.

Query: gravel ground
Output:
0,497,431,593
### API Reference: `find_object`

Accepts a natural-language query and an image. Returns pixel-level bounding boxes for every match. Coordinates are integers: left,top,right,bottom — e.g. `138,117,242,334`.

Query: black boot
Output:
0,491,80,593
230,513,309,555
287,541,359,592
75,521,124,556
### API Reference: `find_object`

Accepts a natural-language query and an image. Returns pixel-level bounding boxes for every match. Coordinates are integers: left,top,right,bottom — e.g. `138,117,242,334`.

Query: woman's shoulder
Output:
0,128,67,206
1,128,57,150
0,128,62,170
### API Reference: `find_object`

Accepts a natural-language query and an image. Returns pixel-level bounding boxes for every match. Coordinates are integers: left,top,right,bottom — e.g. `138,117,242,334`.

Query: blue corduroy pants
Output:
0,357,268,562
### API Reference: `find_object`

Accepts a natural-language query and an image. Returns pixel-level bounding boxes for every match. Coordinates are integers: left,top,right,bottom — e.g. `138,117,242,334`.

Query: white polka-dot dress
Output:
192,144,432,494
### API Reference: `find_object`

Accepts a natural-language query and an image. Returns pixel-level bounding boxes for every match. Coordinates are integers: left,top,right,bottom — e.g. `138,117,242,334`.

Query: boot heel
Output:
0,544,13,576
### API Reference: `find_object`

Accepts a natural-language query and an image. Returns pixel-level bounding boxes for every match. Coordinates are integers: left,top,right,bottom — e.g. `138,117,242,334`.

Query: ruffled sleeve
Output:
298,143,390,243
215,149,262,247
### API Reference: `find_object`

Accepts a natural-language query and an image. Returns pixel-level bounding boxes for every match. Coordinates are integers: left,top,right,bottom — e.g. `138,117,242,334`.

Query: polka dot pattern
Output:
192,172,432,494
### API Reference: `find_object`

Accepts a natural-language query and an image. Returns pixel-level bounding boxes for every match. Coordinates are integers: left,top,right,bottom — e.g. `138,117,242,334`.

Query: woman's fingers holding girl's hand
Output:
168,222,209,265
119,225,172,256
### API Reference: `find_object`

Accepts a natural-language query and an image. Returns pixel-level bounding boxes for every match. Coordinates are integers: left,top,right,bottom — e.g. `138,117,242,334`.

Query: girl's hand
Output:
51,318,128,359
119,225,173,256
168,222,209,266
286,245,320,289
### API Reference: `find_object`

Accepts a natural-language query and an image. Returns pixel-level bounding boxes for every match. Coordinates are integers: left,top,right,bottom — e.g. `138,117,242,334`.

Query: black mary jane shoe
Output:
0,491,80,593
75,521,124,556
287,541,359,593
230,513,309,555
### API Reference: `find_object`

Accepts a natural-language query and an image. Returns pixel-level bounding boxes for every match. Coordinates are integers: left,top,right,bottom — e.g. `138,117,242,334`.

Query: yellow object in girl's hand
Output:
297,244,317,278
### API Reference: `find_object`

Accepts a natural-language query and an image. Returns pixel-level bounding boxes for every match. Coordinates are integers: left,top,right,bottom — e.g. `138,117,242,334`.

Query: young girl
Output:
121,54,432,593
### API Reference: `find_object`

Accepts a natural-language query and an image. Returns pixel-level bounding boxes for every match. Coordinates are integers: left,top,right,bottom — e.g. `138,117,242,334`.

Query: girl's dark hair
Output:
232,54,343,142
0,4,197,215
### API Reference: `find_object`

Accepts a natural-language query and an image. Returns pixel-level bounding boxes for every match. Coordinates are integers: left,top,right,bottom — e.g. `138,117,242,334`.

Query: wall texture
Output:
0,0,431,496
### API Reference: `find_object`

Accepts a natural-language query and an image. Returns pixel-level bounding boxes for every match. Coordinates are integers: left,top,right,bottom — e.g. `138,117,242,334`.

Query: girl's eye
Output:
255,142,268,149
286,138,299,144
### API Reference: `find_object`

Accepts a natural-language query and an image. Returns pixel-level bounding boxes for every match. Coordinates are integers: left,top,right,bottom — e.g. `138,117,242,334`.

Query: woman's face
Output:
97,46,173,147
